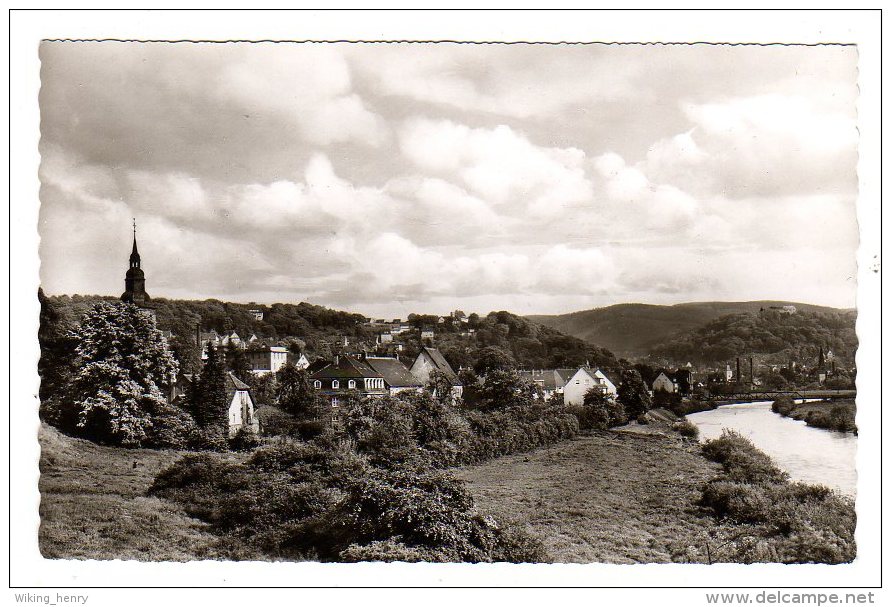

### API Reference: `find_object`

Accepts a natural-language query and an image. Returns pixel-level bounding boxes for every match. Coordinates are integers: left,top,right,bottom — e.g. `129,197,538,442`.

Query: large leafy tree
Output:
67,302,178,446
274,364,322,418
617,369,652,420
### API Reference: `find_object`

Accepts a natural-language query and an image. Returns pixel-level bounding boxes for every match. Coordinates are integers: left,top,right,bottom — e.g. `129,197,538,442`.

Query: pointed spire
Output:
129,218,141,267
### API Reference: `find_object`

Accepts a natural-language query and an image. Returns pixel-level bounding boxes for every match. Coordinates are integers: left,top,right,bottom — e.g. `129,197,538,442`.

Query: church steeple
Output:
121,218,152,307
129,219,141,269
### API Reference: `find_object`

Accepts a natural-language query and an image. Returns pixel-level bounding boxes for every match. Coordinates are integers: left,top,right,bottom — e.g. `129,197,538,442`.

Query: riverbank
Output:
772,398,857,433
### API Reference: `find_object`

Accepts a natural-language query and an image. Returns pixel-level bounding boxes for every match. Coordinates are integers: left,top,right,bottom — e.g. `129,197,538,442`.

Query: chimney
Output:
334,355,340,366
736,358,741,383
749,357,754,383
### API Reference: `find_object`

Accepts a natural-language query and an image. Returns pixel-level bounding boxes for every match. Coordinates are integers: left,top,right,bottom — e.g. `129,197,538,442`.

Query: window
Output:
313,380,321,389
332,380,339,389
331,397,339,408
348,380,356,389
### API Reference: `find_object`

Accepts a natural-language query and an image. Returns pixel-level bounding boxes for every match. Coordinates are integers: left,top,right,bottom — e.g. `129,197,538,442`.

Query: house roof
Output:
554,368,578,386
417,347,461,385
311,355,383,380
365,357,422,388
227,372,251,391
519,370,558,391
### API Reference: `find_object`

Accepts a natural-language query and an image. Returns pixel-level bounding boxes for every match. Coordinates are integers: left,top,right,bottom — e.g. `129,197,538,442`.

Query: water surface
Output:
688,401,857,496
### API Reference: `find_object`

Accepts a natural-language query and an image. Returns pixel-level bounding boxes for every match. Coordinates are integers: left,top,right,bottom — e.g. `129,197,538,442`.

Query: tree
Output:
65,302,179,446
190,344,229,439
477,369,535,410
617,369,652,420
425,369,456,405
473,346,516,375
275,364,321,417
225,341,252,381
581,388,627,429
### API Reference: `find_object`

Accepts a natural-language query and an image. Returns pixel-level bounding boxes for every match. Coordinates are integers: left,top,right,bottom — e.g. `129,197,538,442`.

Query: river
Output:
687,401,857,497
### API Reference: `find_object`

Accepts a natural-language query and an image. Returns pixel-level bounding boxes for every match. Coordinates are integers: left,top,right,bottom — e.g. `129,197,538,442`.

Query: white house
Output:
226,372,259,437
652,371,678,393
562,367,618,406
293,352,310,370
246,345,289,375
411,346,462,398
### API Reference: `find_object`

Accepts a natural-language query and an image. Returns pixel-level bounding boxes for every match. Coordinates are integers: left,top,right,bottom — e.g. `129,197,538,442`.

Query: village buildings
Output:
410,346,463,398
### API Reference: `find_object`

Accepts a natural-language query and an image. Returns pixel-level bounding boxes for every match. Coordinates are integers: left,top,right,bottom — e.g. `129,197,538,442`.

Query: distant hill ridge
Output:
528,301,850,359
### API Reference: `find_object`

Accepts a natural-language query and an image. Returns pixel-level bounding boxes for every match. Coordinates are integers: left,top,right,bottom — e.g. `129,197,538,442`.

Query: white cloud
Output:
399,118,593,217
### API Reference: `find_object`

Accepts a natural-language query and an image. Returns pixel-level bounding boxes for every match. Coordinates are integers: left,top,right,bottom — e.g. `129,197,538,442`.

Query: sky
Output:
38,42,860,318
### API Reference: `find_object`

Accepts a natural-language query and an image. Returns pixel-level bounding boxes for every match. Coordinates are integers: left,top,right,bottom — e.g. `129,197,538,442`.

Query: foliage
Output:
58,302,179,447
150,435,544,562
475,369,540,411
617,369,652,420
425,369,457,405
473,346,517,375
647,309,857,368
577,388,626,430
672,419,699,439
189,345,229,437
698,430,855,563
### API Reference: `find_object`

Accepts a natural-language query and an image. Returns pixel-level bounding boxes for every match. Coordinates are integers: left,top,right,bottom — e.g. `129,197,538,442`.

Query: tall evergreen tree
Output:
192,344,229,437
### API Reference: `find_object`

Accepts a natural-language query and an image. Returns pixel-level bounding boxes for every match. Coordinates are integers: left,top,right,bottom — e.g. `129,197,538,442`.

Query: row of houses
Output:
518,367,619,405
185,346,464,435
198,329,309,375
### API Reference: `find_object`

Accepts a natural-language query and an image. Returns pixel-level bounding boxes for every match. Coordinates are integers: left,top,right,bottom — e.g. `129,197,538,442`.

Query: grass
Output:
455,430,733,563
38,423,242,561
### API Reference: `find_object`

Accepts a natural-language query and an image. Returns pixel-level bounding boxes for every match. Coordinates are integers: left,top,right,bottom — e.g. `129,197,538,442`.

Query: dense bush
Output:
771,396,796,416
673,419,699,439
150,436,544,562
699,431,855,564
702,431,788,483
577,389,627,430
805,406,857,433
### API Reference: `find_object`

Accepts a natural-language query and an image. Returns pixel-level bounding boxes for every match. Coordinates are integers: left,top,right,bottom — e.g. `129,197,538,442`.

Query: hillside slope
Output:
38,423,239,560
647,308,857,367
528,301,848,358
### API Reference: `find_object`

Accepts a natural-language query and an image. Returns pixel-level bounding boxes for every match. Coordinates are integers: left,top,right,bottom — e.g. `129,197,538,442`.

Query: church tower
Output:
121,219,152,307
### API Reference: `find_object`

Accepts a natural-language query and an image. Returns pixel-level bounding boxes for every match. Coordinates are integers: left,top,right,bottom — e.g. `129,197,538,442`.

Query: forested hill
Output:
38,292,618,375
646,308,857,367
528,301,849,358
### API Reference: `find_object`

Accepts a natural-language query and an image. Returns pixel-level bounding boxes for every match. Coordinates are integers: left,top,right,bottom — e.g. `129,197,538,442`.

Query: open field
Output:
455,430,730,563
38,424,243,561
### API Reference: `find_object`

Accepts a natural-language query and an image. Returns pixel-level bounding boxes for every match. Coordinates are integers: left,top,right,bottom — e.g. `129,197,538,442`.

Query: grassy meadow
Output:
38,424,241,560
455,430,731,563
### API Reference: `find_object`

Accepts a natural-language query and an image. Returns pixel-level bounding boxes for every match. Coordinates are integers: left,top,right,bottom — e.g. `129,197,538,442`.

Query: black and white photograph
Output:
7,7,884,599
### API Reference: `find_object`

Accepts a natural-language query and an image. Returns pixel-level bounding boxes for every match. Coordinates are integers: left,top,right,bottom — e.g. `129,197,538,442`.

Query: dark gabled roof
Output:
225,372,252,402
597,368,622,387
519,370,558,391
554,368,578,386
418,347,461,385
365,357,423,388
306,359,332,373
311,355,383,380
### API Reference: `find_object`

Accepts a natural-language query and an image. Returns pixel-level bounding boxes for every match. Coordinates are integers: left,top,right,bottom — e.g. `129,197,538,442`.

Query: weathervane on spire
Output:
133,217,136,238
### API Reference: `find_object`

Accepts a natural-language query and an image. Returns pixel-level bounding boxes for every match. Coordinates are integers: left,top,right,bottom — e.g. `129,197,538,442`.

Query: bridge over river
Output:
711,389,856,404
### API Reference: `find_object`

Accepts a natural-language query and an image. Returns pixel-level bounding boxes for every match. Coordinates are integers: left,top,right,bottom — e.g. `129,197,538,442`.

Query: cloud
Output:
399,118,594,218
38,43,860,313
